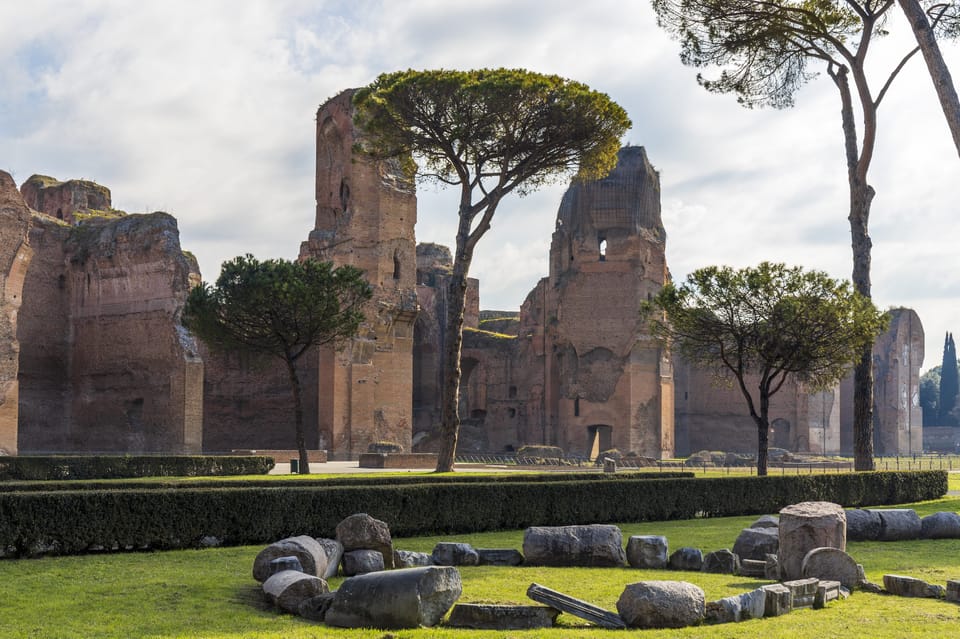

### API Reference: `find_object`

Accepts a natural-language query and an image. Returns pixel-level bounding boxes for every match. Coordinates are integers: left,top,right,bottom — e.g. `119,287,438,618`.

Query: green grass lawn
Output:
1,496,958,638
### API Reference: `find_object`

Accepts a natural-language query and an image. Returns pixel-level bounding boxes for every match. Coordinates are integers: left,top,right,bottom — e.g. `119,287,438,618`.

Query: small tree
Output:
920,365,941,425
646,262,886,476
182,255,372,473
939,332,959,425
354,69,630,472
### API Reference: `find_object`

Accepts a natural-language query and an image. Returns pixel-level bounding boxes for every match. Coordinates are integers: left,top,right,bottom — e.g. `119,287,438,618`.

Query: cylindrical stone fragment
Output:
778,502,846,581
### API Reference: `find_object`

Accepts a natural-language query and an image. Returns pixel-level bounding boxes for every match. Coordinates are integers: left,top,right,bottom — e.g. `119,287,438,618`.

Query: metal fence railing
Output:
453,453,960,474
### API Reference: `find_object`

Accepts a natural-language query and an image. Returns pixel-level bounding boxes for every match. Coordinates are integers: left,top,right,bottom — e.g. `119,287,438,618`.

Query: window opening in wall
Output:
598,236,607,261
509,385,517,398
507,408,516,418
393,250,401,280
339,179,350,213
56,208,63,220
574,397,580,416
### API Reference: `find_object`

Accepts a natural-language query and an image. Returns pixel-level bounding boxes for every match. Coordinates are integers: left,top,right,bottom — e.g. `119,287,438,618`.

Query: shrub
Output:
0,471,944,558
0,470,695,493
0,456,274,481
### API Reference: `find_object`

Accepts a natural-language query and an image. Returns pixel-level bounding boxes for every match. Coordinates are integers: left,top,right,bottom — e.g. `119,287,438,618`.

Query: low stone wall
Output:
358,453,438,469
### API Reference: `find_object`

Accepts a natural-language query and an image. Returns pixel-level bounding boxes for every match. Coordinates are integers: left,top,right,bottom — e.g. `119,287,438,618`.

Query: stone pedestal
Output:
778,502,846,581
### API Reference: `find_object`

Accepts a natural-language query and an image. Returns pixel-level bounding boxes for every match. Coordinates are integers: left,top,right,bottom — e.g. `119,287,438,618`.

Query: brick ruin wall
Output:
0,172,34,454
3,171,203,454
411,147,676,458
0,89,926,460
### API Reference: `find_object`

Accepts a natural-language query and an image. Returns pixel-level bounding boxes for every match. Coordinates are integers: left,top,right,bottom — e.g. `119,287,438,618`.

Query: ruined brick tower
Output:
538,146,674,457
420,147,676,458
300,90,418,457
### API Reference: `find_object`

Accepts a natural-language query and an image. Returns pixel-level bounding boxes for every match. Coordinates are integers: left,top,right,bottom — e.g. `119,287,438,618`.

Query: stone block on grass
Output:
762,583,792,617
432,542,480,566
476,548,524,566
252,536,328,583
315,538,343,579
335,513,394,569
446,604,559,629
701,549,739,574
883,574,943,598
733,527,779,561
394,549,434,568
946,580,960,603
876,509,922,542
668,547,703,571
801,547,861,589
262,570,329,614
920,512,960,539
778,501,846,581
325,566,462,629
845,509,881,541
342,549,384,576
617,580,705,629
626,535,668,569
523,525,626,567
738,588,767,620
704,597,741,624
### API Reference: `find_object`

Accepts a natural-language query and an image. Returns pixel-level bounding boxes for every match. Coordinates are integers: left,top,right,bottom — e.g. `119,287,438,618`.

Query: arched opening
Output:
598,235,607,262
587,424,613,460
393,250,401,280
771,418,792,450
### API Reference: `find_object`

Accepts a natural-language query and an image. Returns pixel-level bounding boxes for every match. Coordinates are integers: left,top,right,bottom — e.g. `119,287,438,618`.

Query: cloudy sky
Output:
3,0,958,370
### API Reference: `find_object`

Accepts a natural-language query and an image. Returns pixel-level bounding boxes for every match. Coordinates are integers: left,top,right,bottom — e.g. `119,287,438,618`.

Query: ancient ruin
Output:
0,87,925,460
1,171,202,455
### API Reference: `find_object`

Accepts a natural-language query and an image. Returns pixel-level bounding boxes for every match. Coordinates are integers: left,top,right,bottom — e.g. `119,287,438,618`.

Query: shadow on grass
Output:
231,583,273,612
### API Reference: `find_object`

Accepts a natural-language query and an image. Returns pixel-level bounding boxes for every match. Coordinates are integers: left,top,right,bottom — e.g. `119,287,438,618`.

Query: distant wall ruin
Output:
1,86,927,461
2,171,203,454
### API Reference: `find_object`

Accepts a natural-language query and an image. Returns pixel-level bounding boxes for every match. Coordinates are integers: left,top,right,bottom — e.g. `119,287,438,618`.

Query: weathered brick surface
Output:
299,89,417,458
413,147,674,458
6,170,203,454
0,172,34,454
18,210,202,453
20,174,112,225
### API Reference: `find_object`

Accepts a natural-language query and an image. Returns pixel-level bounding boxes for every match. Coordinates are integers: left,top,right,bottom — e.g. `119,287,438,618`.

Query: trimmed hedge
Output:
0,456,274,481
0,470,695,493
0,471,945,558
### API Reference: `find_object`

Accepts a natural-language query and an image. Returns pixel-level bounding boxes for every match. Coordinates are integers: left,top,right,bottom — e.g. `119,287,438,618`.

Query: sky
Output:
2,0,958,371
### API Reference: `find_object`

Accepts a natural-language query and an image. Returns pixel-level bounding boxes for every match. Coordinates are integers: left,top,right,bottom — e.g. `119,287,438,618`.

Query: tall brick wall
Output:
838,307,924,456
12,173,204,454
300,89,418,459
0,171,34,454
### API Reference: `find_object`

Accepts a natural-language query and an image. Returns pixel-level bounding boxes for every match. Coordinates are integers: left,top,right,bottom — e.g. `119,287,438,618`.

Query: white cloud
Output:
2,0,959,368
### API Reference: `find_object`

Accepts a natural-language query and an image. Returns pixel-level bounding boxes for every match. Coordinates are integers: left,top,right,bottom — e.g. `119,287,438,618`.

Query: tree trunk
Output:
833,63,878,472
755,385,772,477
849,174,877,472
897,0,960,158
285,355,310,474
434,272,469,472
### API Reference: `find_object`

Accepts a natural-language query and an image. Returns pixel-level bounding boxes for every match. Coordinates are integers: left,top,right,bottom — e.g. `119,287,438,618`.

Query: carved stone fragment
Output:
526,582,626,629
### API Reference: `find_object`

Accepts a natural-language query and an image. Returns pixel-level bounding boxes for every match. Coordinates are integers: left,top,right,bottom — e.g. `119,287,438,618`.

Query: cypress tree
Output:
938,332,959,426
